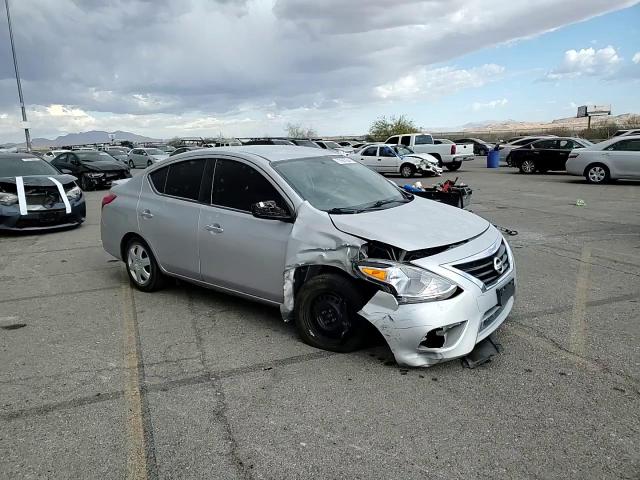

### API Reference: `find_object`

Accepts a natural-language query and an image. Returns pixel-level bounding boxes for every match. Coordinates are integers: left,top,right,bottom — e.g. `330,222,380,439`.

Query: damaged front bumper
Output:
359,231,516,367
0,200,86,231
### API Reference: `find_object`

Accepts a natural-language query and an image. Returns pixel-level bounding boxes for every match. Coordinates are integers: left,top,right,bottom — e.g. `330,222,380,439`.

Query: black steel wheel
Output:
294,273,367,353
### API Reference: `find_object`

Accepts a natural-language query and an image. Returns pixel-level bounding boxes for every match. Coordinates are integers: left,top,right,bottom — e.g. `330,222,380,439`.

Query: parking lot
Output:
1,159,639,479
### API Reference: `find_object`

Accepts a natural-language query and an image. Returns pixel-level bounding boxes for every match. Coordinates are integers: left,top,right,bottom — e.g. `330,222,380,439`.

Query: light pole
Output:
4,0,31,151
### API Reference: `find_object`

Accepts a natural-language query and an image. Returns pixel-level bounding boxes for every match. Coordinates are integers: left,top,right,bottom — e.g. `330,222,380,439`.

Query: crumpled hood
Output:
84,160,127,171
330,196,489,251
0,174,77,187
403,153,439,165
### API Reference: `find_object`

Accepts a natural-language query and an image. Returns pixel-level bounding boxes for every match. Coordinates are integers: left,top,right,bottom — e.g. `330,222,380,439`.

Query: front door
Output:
137,158,209,277
198,158,293,302
378,145,399,173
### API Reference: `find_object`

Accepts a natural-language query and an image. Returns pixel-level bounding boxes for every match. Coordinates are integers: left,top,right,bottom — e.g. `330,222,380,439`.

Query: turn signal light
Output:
359,266,388,282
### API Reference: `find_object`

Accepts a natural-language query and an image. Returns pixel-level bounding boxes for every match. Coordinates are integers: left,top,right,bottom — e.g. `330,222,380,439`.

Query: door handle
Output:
378,158,382,161
140,209,153,219
205,224,224,233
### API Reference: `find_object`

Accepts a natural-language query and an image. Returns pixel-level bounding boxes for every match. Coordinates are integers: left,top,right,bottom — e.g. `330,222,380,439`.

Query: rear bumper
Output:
0,200,86,231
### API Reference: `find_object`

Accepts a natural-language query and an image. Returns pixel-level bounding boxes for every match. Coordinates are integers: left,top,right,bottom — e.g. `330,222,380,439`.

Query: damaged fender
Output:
280,201,365,320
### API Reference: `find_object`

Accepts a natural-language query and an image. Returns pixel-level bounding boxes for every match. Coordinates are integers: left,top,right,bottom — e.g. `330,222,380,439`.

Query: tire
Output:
585,163,610,184
506,154,513,167
294,273,367,353
79,174,92,191
128,160,135,168
431,154,443,168
125,238,165,292
519,159,536,174
446,161,462,171
146,160,153,167
400,163,415,178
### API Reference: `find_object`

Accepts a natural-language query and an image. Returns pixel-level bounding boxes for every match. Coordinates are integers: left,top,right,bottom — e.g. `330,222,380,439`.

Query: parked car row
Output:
502,134,640,184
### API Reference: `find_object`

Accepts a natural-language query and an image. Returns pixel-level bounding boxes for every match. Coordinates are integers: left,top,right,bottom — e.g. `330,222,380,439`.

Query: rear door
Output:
198,158,293,302
529,139,558,169
555,139,576,170
605,139,640,178
357,146,379,170
137,158,210,277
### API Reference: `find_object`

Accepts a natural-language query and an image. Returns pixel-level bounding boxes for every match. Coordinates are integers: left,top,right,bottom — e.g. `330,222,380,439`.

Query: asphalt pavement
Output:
1,159,639,479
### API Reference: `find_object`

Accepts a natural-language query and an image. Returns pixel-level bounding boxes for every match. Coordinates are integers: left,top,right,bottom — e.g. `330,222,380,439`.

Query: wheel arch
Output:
290,264,376,304
120,232,164,271
582,161,610,177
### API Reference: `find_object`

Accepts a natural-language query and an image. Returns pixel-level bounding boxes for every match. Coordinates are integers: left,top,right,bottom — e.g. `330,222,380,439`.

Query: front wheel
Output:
585,164,610,184
79,174,92,191
400,164,415,178
446,161,462,171
146,160,153,167
125,238,165,292
128,160,135,168
294,274,367,353
519,159,537,174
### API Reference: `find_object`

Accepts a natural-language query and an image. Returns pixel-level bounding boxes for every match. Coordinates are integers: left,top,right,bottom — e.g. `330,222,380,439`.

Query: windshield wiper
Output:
364,197,410,211
326,206,366,214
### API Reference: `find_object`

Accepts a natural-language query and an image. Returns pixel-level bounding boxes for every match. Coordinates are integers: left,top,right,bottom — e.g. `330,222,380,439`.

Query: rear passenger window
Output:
149,167,169,193
361,147,377,156
164,159,206,200
212,159,286,212
414,135,433,145
385,136,399,144
400,136,411,146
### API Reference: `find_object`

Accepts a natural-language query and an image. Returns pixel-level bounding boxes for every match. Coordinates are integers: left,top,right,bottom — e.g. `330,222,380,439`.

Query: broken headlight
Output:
356,260,458,303
66,186,82,200
0,192,18,206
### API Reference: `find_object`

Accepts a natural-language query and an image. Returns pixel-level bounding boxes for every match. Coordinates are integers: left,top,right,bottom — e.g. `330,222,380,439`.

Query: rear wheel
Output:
446,161,462,171
294,274,367,353
400,164,415,178
519,159,537,174
585,163,610,184
125,238,165,292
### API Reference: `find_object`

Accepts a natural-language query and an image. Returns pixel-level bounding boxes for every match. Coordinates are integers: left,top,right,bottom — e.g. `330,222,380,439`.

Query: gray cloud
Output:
0,0,636,140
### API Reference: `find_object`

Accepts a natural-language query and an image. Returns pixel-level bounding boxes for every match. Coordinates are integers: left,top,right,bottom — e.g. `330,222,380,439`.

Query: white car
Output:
43,149,71,162
384,133,473,171
566,135,640,184
127,147,170,168
351,144,442,177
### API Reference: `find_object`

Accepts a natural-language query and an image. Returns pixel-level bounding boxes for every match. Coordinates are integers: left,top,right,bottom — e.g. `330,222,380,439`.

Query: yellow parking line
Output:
569,246,591,358
121,284,148,480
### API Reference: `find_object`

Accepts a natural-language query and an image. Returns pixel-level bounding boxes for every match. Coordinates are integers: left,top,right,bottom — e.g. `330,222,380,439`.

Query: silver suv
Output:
101,146,516,367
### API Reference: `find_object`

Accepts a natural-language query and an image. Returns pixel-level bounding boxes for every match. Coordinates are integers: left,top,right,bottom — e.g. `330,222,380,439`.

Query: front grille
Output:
454,241,509,286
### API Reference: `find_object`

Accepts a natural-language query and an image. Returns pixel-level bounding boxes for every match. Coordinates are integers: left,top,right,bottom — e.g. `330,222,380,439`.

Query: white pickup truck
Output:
384,133,474,171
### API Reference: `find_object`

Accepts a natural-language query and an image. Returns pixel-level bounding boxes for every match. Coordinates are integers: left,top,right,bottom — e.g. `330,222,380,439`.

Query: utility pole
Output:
4,0,31,151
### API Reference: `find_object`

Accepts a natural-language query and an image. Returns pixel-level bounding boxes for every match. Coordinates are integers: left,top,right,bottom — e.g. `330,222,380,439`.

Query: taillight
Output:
451,144,456,155
102,193,117,209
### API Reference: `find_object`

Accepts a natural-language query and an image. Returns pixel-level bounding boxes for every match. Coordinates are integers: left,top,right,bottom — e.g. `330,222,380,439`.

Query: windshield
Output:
145,148,165,155
274,156,409,213
393,145,414,156
0,157,61,177
323,141,341,149
293,139,320,148
76,151,116,162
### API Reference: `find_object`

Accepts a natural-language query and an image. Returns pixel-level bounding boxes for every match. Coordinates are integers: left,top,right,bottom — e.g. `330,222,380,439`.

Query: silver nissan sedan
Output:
101,145,516,367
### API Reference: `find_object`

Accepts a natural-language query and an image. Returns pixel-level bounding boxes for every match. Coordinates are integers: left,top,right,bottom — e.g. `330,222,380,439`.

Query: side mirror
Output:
251,201,293,222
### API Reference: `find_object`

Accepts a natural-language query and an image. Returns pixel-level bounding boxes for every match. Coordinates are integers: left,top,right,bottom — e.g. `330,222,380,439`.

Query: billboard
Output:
577,105,611,118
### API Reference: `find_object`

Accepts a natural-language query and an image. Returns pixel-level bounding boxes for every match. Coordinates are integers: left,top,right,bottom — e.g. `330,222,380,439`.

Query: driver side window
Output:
380,146,396,157
212,159,288,213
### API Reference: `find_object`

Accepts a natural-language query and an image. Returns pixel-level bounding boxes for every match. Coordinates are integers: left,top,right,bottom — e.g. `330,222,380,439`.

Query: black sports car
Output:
50,150,130,190
0,153,86,231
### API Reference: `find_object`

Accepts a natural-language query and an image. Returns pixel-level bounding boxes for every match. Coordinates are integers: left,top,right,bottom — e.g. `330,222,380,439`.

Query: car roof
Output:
0,152,40,161
177,145,336,164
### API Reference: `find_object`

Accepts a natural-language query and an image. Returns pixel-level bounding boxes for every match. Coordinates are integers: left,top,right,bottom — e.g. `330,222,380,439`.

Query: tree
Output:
368,115,418,141
285,122,317,138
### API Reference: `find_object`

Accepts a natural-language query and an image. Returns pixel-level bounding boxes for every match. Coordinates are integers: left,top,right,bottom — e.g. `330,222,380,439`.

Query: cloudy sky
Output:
1,0,639,142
